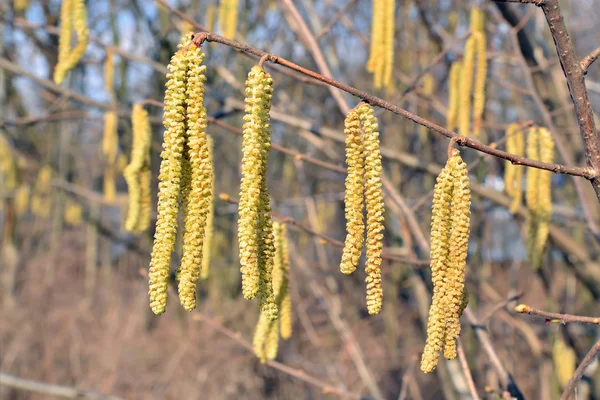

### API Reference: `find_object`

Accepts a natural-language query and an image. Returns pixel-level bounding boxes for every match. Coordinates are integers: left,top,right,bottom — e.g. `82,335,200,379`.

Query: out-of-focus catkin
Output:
125,104,152,233
14,0,29,12
178,45,212,311
104,50,114,94
340,108,364,275
54,0,88,84
201,135,215,280
64,199,83,226
421,149,471,373
102,111,118,202
31,165,52,218
238,65,278,321
459,34,476,138
504,123,524,213
446,61,462,131
472,30,487,137
149,38,189,315
218,0,239,39
367,0,395,90
15,185,30,216
526,127,553,269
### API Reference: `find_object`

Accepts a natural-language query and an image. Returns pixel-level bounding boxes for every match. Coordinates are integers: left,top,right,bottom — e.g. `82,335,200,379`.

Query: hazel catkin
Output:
201,135,215,280
102,111,119,202
148,39,189,315
54,0,88,84
504,123,525,213
446,61,462,132
421,149,471,373
367,0,395,90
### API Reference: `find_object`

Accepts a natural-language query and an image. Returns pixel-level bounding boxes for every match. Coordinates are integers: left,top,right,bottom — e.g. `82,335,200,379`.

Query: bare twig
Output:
316,0,359,39
580,46,600,73
0,372,124,400
515,304,600,324
457,339,481,400
560,340,600,400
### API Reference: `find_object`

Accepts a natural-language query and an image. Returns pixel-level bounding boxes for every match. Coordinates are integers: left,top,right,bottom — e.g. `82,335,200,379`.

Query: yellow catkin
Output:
0,136,19,192
472,31,487,138
64,199,83,226
238,65,278,321
206,5,217,32
504,123,525,213
31,165,52,218
177,44,213,312
252,312,272,362
419,73,435,143
14,0,29,12
367,0,395,89
219,0,239,39
148,38,189,315
421,150,471,373
470,7,486,34
125,104,152,232
104,50,114,94
340,108,364,275
15,185,30,216
201,135,215,280
446,61,462,131
54,0,88,84
359,105,385,315
553,337,576,389
278,224,292,339
102,111,118,202
459,34,477,138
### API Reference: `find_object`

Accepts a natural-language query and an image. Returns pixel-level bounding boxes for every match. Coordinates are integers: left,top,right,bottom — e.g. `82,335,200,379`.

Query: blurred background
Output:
1,0,600,399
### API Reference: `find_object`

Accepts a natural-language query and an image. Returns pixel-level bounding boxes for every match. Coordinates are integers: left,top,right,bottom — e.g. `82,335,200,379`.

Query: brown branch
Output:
580,45,600,73
539,0,600,198
560,340,600,400
493,0,546,4
514,304,600,324
457,339,481,400
0,372,124,400
190,32,593,179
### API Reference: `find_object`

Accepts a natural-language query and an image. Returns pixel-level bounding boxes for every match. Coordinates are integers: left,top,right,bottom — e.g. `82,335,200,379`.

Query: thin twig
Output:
560,340,600,400
515,304,600,324
580,45,600,73
457,339,481,400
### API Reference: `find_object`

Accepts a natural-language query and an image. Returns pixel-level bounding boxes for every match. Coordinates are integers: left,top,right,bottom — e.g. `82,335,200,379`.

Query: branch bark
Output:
560,340,600,400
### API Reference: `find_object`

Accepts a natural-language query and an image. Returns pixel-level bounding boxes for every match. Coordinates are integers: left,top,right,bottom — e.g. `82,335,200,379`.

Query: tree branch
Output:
515,304,600,324
580,45,600,73
188,33,593,179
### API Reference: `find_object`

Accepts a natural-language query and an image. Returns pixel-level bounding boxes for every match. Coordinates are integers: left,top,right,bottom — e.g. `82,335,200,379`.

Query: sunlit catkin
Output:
200,136,215,280
367,0,395,89
15,185,30,217
14,0,29,12
446,61,462,131
104,50,114,94
125,104,152,232
238,65,276,312
359,105,384,315
504,123,524,213
421,149,471,373
64,199,83,226
252,312,272,363
340,107,364,275
472,31,487,138
31,165,52,218
178,45,212,311
148,39,189,315
54,0,88,84
102,111,118,201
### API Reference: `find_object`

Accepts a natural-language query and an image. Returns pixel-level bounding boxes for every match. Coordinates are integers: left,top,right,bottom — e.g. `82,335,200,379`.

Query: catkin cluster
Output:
102,111,119,202
421,149,471,373
525,127,554,270
54,0,89,84
340,104,385,315
504,123,525,213
124,104,152,233
149,36,213,315
253,222,292,362
238,65,278,320
218,0,239,39
458,8,487,138
367,0,395,90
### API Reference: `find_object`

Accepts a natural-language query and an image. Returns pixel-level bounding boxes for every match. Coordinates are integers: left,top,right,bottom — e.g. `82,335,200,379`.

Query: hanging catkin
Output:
252,221,292,362
102,111,118,201
218,0,239,39
340,104,385,314
367,0,395,90
14,0,29,12
421,148,471,373
15,185,30,217
178,43,213,311
472,30,487,138
104,50,114,94
526,127,554,269
31,165,52,218
504,124,525,213
124,104,152,233
149,38,190,315
446,61,462,131
54,0,89,84
238,65,278,320
458,35,476,138
201,135,215,280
